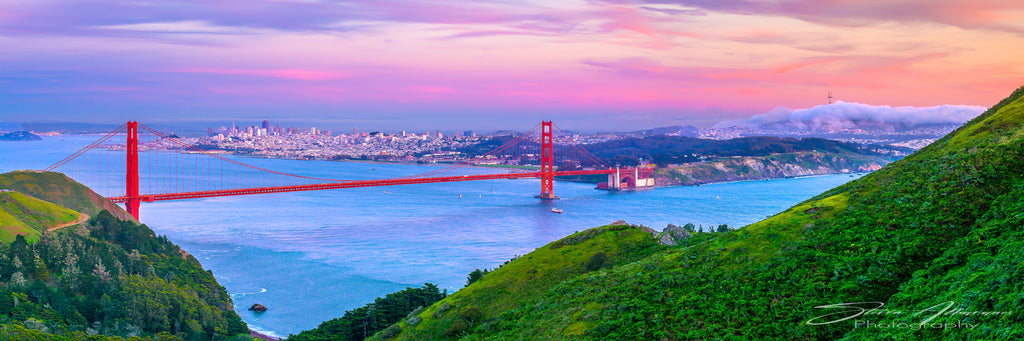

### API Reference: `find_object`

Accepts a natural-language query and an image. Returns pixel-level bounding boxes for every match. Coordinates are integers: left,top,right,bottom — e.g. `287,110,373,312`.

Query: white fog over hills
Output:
704,102,987,149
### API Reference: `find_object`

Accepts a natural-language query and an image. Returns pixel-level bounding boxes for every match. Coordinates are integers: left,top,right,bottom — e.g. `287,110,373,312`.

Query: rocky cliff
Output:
656,151,890,186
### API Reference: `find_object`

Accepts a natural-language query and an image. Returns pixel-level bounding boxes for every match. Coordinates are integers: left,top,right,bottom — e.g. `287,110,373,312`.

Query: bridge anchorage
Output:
45,120,654,220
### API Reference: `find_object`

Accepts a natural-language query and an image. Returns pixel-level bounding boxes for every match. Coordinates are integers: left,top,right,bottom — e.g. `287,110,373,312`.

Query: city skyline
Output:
2,1,1023,130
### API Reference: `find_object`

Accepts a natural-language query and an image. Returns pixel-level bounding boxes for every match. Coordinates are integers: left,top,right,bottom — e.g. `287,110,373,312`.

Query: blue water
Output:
1,136,862,337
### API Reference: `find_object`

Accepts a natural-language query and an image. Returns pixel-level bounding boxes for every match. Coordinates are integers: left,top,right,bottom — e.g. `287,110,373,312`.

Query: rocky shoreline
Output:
250,329,280,341
653,153,891,187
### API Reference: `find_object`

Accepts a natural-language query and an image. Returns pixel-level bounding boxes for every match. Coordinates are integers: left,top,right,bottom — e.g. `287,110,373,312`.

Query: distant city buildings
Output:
194,116,940,164
200,120,502,161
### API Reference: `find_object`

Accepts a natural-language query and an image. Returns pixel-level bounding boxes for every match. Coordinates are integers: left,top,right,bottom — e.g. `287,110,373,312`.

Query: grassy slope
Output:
380,225,660,340
0,191,80,243
0,171,134,221
382,85,1024,340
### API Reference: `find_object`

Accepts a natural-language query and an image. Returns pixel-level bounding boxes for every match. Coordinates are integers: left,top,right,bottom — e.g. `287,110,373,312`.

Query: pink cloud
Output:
772,58,843,74
596,4,701,49
646,0,1024,34
174,68,348,81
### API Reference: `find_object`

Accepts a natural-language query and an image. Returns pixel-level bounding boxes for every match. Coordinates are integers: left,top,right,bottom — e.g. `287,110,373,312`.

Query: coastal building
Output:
598,167,656,191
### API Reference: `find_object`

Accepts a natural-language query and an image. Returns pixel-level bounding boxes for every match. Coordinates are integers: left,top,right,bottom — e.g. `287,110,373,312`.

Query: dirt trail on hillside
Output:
47,213,88,232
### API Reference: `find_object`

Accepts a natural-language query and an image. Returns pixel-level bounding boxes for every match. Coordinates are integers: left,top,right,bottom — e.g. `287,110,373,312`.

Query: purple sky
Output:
2,0,1023,131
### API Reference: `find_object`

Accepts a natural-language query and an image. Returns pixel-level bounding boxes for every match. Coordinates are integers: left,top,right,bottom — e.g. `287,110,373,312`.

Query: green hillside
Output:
365,85,1024,340
0,173,250,340
0,171,134,221
0,191,81,244
385,225,661,340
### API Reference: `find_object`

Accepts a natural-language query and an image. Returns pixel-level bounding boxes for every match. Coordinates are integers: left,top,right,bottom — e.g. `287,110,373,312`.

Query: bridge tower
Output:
536,121,559,199
126,121,141,220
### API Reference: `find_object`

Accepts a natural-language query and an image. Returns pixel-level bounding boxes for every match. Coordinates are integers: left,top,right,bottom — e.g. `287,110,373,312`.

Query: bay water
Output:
1,135,861,337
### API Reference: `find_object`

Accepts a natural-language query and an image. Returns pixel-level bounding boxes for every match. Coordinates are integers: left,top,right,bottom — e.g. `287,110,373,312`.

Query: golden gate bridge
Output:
45,121,654,220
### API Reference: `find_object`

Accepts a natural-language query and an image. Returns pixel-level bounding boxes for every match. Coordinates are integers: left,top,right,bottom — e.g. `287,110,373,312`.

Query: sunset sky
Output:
2,0,1023,131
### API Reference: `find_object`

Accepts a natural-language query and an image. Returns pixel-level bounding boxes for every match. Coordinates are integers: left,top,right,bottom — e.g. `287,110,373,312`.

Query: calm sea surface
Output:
1,135,862,337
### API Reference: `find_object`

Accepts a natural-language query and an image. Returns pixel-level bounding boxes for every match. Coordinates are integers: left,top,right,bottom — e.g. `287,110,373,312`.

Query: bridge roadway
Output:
108,169,620,203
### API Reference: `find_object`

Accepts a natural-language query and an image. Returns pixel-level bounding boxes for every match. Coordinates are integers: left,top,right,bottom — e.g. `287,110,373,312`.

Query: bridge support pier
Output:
126,121,141,220
535,121,559,200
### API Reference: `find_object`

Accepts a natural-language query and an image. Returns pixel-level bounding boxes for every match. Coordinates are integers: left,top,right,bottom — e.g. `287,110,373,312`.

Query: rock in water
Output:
249,303,268,312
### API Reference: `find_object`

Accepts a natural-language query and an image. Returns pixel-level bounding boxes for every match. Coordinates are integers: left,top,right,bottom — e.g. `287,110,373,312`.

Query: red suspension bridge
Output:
45,121,654,220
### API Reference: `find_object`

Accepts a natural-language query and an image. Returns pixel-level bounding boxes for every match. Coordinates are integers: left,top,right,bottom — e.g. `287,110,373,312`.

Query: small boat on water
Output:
551,208,563,214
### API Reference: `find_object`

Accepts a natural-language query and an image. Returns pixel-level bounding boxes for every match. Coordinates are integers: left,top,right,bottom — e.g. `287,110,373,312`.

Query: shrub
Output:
459,307,484,325
443,319,469,337
379,324,402,339
586,252,608,272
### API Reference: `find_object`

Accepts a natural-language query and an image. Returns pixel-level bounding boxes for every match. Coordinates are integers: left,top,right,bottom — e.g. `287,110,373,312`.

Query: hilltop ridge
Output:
0,171,134,221
0,191,82,243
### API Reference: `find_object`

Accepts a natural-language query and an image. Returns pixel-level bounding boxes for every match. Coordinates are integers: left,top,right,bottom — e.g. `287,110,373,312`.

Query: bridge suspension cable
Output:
43,120,648,220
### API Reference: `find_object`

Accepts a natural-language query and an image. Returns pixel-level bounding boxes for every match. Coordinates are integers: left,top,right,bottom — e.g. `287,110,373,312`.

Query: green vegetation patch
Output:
706,193,849,268
0,171,133,221
0,172,249,340
1,210,250,340
0,191,80,244
291,284,446,341
382,225,660,340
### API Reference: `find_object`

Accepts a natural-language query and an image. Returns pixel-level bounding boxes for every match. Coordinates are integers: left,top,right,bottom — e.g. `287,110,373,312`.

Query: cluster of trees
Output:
666,222,732,234
0,210,249,340
465,254,521,288
288,284,447,341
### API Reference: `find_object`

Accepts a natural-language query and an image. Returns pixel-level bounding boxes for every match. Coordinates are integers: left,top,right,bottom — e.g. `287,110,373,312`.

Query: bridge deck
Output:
108,169,618,203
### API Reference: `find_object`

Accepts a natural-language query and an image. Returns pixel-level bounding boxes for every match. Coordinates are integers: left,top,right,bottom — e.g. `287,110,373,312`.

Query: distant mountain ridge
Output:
0,131,42,141
583,135,894,166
